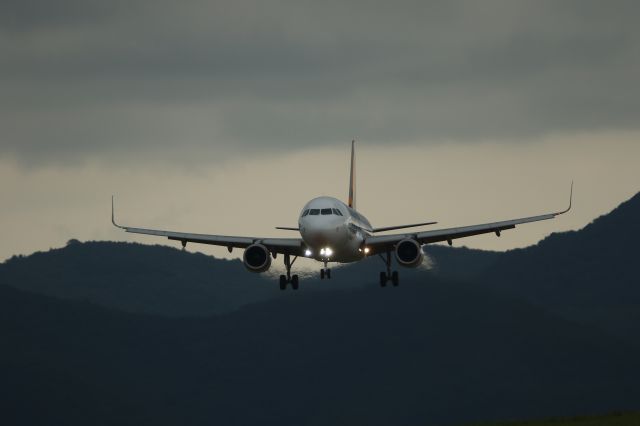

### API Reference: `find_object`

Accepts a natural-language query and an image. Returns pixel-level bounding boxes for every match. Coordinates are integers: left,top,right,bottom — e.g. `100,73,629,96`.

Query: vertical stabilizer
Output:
348,139,356,209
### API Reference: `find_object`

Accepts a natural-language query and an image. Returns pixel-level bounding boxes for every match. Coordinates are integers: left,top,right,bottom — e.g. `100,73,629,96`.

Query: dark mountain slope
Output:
423,245,501,281
461,411,640,426
0,240,496,316
479,192,640,343
0,241,281,315
1,277,638,426
1,191,637,346
0,284,155,425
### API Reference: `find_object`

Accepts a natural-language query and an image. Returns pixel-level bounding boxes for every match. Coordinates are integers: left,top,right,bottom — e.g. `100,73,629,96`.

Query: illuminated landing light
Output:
324,247,333,257
364,247,370,254
305,249,312,257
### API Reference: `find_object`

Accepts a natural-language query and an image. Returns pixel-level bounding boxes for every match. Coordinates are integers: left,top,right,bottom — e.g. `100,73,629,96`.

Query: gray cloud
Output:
1,0,639,165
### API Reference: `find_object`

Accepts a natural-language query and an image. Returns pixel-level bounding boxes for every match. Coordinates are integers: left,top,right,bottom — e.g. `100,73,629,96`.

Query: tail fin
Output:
348,139,356,209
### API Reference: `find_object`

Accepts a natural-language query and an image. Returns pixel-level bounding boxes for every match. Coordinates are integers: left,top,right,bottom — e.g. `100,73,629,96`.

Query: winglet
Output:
555,181,573,216
111,195,124,229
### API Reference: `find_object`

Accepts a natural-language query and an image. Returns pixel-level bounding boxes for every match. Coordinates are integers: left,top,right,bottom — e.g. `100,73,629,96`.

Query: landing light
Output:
364,247,370,254
305,249,312,257
320,247,333,257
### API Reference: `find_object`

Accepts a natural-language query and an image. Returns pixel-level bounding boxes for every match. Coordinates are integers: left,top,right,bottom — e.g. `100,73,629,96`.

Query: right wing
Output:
365,183,573,255
112,197,304,256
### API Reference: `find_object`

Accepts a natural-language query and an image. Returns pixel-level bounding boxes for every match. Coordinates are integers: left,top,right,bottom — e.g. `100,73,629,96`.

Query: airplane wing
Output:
111,197,304,256
364,183,573,255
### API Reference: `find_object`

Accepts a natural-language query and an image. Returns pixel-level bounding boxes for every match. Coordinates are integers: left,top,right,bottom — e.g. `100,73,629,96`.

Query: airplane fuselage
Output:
299,196,372,263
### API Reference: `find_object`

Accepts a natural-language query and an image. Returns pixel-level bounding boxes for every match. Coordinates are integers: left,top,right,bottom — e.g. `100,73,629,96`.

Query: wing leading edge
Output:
112,197,304,255
364,182,573,254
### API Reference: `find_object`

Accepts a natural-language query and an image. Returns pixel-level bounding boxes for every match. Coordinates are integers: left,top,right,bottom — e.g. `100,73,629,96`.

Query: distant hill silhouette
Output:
1,192,639,345
0,242,282,315
2,192,640,425
0,241,496,316
477,192,640,344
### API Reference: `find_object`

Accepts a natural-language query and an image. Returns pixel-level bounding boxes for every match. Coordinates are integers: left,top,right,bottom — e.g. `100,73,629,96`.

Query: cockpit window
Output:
301,209,309,217
321,208,332,215
309,209,320,215
332,208,343,216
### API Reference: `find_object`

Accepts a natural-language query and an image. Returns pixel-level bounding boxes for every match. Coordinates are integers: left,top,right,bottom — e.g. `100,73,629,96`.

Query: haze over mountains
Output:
1,192,639,425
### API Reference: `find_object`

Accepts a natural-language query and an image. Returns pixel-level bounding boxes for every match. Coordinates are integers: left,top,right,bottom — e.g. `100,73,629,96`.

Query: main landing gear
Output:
279,253,299,291
378,251,399,287
320,260,331,280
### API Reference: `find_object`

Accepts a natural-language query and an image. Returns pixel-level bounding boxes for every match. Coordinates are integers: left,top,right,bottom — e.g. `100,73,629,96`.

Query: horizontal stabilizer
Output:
275,227,300,231
371,221,437,233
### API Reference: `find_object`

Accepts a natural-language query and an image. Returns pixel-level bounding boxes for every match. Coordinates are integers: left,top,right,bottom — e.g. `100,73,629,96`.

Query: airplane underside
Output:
245,237,423,291
272,252,402,291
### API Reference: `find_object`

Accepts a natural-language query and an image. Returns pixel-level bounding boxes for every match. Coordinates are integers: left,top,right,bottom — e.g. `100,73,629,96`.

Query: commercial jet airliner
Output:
112,141,572,290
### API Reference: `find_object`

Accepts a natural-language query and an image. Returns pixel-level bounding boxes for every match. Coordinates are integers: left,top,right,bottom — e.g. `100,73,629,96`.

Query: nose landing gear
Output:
279,253,299,290
378,251,399,287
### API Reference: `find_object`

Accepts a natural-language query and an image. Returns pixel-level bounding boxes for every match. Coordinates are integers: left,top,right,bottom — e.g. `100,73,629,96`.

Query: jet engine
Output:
394,238,424,268
243,244,272,273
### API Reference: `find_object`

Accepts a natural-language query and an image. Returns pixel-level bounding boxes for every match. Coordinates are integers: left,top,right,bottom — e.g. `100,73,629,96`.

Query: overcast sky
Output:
1,0,639,263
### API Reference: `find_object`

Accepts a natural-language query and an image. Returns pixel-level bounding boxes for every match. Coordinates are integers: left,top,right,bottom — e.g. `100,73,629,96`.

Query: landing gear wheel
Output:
378,251,396,288
320,269,325,280
391,271,399,287
326,269,331,279
280,253,301,290
279,275,287,290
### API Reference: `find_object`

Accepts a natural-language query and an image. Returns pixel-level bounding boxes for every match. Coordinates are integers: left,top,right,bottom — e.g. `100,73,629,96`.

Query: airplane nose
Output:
301,219,345,247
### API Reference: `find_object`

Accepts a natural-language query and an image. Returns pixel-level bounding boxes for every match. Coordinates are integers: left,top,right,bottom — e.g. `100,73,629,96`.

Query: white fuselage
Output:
298,196,372,263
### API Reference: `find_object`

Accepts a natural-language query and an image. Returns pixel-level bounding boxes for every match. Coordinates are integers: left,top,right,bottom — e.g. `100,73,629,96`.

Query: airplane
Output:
112,140,572,290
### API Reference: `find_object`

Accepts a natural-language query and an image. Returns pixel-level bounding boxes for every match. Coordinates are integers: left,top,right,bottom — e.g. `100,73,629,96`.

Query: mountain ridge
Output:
476,192,640,343
1,191,638,340
1,192,639,425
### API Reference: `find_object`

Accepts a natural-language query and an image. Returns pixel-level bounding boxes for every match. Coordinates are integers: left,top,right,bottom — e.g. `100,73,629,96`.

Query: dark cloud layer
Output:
1,0,639,165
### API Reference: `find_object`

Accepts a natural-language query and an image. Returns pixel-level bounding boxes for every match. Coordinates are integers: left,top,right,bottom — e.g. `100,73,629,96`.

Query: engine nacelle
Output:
243,244,272,273
395,238,424,268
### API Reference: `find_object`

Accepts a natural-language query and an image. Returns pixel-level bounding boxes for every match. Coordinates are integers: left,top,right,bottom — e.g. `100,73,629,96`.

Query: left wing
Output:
112,197,304,256
365,183,573,255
